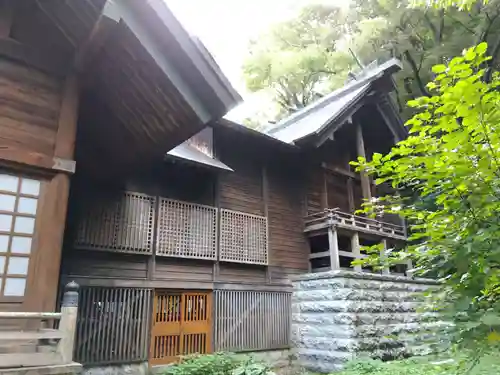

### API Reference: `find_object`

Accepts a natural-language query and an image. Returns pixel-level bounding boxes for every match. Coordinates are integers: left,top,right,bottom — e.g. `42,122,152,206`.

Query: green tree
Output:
353,43,500,352
242,0,500,122
242,4,354,119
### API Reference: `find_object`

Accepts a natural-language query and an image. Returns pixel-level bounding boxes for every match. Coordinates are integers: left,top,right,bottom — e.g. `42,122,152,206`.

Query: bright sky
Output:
166,0,344,121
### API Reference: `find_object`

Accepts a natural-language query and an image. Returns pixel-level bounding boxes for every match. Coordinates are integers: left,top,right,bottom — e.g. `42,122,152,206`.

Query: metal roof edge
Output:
266,58,402,136
136,0,242,119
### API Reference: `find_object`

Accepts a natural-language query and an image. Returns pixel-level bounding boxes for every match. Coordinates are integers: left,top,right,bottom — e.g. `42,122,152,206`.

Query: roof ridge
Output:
265,58,401,136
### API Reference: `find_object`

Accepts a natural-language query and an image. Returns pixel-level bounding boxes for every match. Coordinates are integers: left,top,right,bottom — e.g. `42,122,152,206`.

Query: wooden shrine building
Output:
0,0,408,370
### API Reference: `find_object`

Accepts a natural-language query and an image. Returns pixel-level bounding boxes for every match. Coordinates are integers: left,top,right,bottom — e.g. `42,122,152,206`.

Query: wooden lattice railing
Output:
214,290,291,352
304,208,406,239
74,192,269,265
74,192,156,254
156,198,217,260
219,209,268,265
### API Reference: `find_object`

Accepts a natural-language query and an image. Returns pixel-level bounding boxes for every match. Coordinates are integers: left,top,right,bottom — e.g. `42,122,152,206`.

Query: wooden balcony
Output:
304,208,406,240
74,192,269,265
0,283,80,373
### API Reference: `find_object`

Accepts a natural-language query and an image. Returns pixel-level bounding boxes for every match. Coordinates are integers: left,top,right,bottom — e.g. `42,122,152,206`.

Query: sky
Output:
166,0,343,121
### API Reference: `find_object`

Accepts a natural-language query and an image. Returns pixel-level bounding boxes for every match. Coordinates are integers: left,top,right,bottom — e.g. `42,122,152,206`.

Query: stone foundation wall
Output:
292,271,442,373
241,349,292,369
82,363,148,375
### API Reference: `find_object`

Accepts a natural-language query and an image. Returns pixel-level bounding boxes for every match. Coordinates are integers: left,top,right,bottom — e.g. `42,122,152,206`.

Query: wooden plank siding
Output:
61,130,313,289
61,251,149,281
0,58,62,158
267,164,310,274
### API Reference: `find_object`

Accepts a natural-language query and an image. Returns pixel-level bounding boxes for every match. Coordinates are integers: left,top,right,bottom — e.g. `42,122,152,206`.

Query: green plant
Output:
159,352,273,375
335,355,500,375
352,42,500,354
160,352,240,375
233,358,272,375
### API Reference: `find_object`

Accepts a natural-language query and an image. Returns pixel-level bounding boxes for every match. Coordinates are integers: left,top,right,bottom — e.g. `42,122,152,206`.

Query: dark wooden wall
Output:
61,127,312,290
0,59,62,156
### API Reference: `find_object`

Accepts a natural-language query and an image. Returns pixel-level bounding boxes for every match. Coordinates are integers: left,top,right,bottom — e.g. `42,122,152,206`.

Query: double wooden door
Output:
150,291,212,365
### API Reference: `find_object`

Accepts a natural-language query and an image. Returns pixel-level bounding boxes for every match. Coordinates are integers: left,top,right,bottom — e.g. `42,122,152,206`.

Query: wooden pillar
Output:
355,122,372,202
321,170,328,210
262,165,271,283
347,177,355,212
212,131,221,282
351,232,362,272
147,198,160,280
58,281,79,363
328,227,340,270
380,239,390,275
406,259,414,278
27,73,79,313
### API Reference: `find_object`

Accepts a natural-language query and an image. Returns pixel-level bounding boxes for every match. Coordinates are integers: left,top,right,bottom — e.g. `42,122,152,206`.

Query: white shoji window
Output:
0,173,40,299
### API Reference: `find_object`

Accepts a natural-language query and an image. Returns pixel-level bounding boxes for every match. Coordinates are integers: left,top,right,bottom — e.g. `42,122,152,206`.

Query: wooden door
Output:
150,291,212,366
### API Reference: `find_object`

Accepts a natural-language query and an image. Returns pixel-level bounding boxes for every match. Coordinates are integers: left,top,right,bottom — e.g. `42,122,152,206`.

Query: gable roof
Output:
265,59,403,145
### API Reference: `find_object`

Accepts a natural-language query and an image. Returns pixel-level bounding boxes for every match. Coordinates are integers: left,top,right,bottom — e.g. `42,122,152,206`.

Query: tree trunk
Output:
404,50,430,97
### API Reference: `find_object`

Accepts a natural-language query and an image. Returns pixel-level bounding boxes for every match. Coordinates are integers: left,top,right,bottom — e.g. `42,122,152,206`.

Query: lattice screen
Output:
156,198,217,260
74,192,156,254
219,209,268,265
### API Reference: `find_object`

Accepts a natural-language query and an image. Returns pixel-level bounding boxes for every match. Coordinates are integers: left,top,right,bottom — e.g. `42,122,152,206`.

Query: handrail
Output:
304,208,406,238
0,312,62,319
0,281,79,369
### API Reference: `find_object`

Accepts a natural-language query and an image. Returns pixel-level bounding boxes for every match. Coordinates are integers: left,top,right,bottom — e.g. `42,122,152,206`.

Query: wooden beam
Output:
35,0,76,47
321,170,328,210
347,177,355,212
262,165,271,283
0,38,68,77
328,227,340,270
26,73,80,313
54,73,79,159
213,130,222,282
376,102,401,143
147,198,160,280
0,0,14,38
354,122,372,202
0,146,75,174
74,0,120,73
309,251,330,260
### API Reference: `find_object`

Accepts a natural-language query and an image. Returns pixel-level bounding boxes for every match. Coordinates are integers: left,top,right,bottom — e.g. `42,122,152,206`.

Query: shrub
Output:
158,352,273,375
335,355,500,375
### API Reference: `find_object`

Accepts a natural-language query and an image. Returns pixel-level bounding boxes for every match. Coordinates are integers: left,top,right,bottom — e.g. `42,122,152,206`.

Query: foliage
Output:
242,4,354,120
159,353,273,375
351,44,500,353
336,355,500,375
411,0,488,9
242,0,500,123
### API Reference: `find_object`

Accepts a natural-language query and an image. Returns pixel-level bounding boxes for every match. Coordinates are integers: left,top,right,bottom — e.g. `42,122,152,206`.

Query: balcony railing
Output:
74,192,268,265
304,208,406,239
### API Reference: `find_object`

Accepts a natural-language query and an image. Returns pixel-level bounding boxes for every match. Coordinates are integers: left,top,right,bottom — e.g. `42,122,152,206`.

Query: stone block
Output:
291,271,443,373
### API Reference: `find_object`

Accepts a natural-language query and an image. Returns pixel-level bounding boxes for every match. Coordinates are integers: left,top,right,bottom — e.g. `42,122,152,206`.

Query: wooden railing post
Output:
58,281,79,364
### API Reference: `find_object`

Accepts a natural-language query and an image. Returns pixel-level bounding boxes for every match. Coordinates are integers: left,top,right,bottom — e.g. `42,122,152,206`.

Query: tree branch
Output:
404,50,431,97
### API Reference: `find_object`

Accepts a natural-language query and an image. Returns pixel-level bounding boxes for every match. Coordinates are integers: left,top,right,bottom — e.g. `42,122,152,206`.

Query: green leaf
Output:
432,64,447,74
464,48,477,61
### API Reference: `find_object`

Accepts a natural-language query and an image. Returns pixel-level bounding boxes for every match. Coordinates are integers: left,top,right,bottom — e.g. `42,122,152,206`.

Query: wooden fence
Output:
214,290,291,352
74,287,152,365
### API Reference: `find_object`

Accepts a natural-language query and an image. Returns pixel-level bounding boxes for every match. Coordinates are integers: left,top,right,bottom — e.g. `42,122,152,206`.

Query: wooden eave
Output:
14,0,241,177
